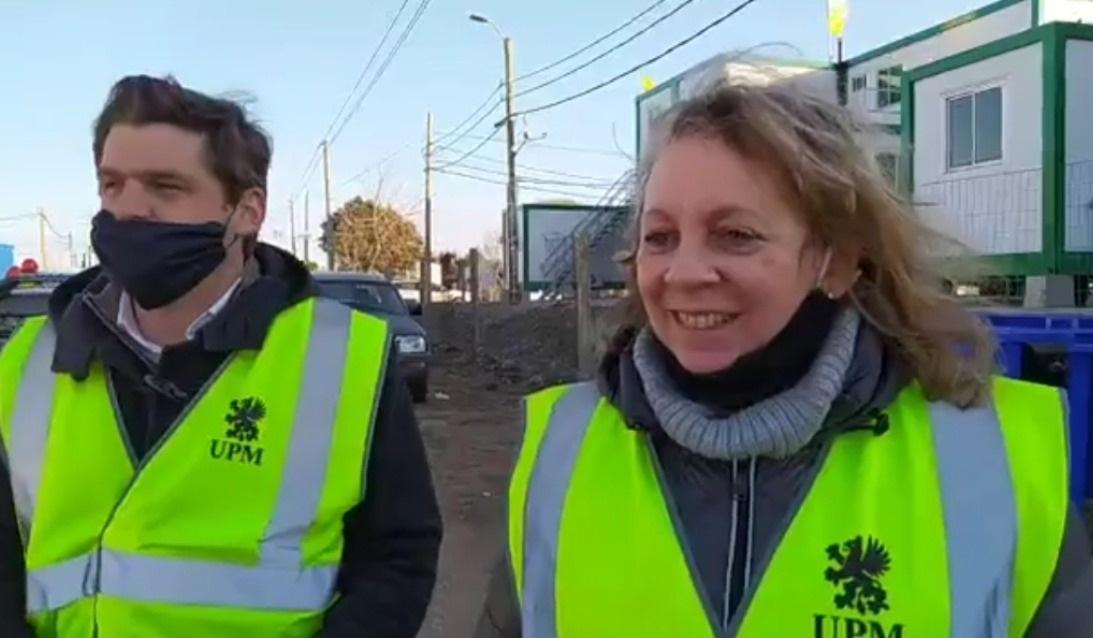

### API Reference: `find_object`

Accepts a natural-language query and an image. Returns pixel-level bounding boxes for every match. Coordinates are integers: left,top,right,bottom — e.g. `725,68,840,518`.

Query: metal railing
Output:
540,170,635,298
915,167,1042,257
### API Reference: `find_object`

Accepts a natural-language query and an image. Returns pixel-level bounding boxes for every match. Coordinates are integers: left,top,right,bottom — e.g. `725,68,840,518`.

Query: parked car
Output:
313,272,431,403
0,273,67,343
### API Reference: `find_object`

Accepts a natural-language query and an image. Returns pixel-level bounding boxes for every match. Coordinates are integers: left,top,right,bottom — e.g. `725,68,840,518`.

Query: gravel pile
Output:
425,301,620,391
477,303,580,390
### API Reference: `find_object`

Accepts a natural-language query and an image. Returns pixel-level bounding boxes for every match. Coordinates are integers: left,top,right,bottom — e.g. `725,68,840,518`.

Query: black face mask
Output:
90,210,233,310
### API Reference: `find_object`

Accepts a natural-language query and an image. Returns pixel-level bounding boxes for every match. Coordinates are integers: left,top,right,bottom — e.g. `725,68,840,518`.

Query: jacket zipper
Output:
87,355,236,635
723,459,753,633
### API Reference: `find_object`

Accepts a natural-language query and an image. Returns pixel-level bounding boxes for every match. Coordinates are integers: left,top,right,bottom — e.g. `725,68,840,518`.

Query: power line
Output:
519,175,618,188
290,144,323,202
340,140,418,185
433,131,624,157
517,0,698,98
436,168,610,200
518,0,671,82
42,218,67,240
432,127,500,170
430,97,503,154
444,161,617,188
329,0,433,144
321,0,413,143
434,153,619,182
432,85,503,147
291,0,412,202
516,0,762,118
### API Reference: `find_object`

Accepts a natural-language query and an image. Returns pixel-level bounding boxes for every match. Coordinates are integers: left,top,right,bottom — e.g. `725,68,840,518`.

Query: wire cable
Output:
441,161,618,188
329,0,433,144
436,169,610,200
290,144,323,202
432,127,500,170
516,0,762,118
434,153,618,181
340,140,419,186
321,0,412,143
433,85,503,147
516,0,698,98
518,0,671,81
289,0,411,200
434,131,624,157
430,98,503,154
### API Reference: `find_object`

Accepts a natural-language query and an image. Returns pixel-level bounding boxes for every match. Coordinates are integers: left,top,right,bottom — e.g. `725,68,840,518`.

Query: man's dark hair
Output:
92,75,272,204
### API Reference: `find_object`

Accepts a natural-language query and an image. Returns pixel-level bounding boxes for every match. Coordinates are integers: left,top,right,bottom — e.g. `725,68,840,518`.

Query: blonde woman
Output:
476,84,1092,637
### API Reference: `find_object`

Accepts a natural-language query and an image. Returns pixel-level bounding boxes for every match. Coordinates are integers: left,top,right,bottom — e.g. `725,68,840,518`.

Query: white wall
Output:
913,44,1043,255
1065,39,1093,250
1042,0,1093,24
846,1,1032,124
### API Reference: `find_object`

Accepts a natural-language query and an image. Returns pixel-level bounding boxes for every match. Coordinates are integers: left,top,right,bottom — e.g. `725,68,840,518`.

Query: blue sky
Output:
0,0,989,267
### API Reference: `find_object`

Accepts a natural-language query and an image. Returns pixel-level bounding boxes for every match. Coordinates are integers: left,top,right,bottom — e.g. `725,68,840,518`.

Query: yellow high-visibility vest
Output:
0,297,390,637
510,378,1069,637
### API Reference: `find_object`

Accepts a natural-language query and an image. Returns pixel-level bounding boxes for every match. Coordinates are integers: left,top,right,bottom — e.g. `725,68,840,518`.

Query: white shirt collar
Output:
117,279,242,359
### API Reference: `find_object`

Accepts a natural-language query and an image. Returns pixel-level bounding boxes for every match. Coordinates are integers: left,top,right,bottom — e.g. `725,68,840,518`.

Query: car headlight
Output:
396,335,427,354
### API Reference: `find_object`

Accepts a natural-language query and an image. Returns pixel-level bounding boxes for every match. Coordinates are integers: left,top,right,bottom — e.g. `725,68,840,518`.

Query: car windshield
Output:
317,280,407,315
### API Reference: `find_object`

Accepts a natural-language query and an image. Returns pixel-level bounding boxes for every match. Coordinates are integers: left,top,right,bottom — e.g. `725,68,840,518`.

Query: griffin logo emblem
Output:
824,536,892,616
210,397,267,466
225,397,265,442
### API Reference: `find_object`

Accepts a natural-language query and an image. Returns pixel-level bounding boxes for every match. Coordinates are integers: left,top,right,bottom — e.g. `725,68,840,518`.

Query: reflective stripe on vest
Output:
7,319,55,543
511,379,1068,637
927,399,1014,636
1,298,384,617
521,383,601,638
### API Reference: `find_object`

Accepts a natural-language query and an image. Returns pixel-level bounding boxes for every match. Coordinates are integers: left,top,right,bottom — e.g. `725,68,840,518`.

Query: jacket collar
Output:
47,244,317,379
598,320,909,442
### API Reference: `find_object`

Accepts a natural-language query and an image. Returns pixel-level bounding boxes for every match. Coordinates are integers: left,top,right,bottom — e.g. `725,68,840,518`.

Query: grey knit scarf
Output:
631,308,861,460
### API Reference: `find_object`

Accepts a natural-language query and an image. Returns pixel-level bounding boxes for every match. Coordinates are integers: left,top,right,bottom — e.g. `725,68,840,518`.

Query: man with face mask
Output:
0,76,442,637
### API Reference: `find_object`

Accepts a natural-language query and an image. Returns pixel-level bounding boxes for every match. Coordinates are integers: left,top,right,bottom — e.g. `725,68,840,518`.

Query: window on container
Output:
974,87,1003,163
877,66,902,108
946,86,1002,170
851,75,866,93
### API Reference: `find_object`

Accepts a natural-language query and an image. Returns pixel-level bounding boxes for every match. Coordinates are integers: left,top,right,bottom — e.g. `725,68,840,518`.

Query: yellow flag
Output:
828,0,848,38
641,76,657,92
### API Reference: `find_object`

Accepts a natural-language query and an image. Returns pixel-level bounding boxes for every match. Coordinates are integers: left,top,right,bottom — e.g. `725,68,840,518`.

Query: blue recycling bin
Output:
978,311,1093,503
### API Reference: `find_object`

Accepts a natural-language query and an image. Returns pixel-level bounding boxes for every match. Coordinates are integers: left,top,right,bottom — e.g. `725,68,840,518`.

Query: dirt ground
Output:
416,345,524,638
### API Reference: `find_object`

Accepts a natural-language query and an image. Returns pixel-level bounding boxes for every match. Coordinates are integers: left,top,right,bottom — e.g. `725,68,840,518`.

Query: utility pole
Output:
37,208,47,270
421,112,434,309
502,36,521,304
321,140,334,271
303,190,311,265
288,199,297,256
67,233,74,269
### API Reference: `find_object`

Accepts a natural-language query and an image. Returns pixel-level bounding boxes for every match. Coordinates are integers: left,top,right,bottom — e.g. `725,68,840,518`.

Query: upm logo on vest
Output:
814,536,904,638
209,397,266,466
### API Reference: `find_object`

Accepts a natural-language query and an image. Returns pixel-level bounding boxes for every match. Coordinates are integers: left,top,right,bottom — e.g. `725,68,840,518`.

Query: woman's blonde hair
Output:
617,81,996,408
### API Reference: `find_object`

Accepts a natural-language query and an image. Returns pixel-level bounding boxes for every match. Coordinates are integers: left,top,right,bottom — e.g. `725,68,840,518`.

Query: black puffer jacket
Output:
475,314,1093,637
0,244,442,638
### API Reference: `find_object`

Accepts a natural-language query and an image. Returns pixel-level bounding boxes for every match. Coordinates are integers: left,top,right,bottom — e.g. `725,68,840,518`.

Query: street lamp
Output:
468,13,504,39
469,12,521,304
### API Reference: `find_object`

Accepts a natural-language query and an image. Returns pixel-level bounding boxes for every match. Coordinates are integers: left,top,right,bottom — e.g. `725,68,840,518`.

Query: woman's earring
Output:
824,289,838,300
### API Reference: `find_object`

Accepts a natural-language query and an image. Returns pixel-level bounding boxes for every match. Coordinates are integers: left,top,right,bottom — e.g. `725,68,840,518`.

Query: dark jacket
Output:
475,323,1093,637
0,244,442,638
